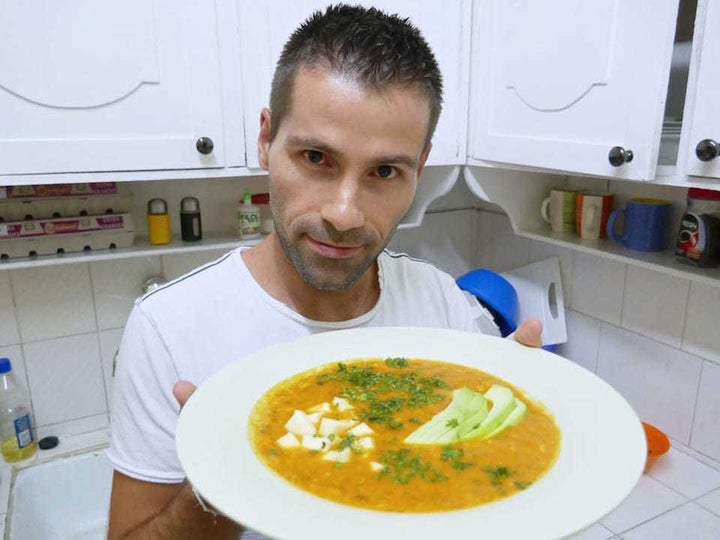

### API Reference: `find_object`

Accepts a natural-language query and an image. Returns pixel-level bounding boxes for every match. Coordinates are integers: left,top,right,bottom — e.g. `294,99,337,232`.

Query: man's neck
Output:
241,235,380,322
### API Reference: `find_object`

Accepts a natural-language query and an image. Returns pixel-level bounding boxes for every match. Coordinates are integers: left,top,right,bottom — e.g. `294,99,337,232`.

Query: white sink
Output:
8,449,112,540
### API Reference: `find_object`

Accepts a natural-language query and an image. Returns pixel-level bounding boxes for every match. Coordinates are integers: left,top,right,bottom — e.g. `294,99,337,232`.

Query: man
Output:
107,4,541,539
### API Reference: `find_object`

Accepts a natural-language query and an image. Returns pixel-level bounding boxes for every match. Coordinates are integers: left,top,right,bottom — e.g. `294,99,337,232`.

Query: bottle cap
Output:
252,193,270,205
243,189,252,203
147,198,168,215
0,357,11,374
181,197,200,212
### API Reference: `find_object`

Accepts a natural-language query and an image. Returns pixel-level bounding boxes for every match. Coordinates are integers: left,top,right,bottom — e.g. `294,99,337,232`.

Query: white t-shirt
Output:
108,247,497,483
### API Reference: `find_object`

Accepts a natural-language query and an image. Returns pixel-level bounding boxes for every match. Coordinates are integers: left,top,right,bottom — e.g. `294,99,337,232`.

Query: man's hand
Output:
173,380,198,409
507,318,543,348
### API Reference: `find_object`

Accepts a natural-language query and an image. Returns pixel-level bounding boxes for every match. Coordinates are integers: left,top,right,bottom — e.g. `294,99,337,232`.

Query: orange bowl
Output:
642,422,670,472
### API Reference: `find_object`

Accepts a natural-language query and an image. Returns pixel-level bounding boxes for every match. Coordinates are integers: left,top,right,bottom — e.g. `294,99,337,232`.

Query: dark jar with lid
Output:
180,197,202,241
675,188,720,267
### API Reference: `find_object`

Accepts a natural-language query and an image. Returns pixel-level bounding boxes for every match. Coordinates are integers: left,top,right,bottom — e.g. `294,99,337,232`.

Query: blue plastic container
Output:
456,269,519,337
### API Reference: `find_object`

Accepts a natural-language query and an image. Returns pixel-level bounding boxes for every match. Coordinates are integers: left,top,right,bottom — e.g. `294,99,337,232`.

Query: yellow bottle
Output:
0,357,37,463
147,198,172,245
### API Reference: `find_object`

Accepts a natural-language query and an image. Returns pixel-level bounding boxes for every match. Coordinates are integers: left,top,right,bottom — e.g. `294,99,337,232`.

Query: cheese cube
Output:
322,448,352,463
356,437,375,451
307,402,331,413
348,423,373,437
332,397,353,411
301,435,331,451
284,410,316,436
276,432,300,448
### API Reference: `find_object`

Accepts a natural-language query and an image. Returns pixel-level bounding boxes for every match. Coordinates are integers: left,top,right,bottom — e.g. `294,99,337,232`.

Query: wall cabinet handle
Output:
695,139,719,162
608,146,634,167
196,137,214,155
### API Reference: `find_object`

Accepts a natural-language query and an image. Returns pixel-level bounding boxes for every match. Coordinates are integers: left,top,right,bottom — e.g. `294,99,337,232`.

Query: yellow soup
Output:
249,358,561,513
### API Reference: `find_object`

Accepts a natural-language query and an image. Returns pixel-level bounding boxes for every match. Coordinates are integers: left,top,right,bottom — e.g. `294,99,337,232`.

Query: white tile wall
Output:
11,265,96,341
620,266,689,348
683,282,720,364
22,333,106,428
2,205,720,468
90,256,160,330
596,324,702,444
691,361,720,461
0,271,19,346
571,253,626,325
473,208,720,464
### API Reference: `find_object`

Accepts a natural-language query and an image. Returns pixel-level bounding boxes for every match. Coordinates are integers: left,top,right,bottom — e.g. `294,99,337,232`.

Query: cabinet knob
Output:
608,146,633,167
196,137,214,155
695,139,719,162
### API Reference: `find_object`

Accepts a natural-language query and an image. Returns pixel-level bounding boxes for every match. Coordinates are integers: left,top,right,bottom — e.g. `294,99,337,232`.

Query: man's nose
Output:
319,175,365,232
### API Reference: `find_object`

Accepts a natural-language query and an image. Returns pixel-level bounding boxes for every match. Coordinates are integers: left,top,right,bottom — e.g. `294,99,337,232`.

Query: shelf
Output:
519,228,720,287
0,233,262,271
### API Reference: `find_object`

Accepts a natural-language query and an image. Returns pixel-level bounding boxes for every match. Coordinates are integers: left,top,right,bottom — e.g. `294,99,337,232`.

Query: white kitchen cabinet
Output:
0,0,242,178
678,0,720,180
468,0,680,181
237,0,470,169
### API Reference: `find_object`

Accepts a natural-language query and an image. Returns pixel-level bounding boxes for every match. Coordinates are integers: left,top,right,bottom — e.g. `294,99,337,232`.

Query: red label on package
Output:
0,183,118,199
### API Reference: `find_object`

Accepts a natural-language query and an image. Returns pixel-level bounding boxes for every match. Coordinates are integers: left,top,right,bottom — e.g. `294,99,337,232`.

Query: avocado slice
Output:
459,384,516,441
404,387,486,444
483,398,527,439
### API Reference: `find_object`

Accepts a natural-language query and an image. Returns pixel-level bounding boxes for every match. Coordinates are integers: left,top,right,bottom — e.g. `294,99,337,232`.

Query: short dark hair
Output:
269,3,443,149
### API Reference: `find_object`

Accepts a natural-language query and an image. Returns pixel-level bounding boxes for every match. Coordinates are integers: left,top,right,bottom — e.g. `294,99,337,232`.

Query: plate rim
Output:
177,327,646,540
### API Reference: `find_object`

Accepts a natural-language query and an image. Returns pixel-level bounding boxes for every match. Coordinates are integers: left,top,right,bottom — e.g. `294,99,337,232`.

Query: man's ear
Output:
258,108,272,171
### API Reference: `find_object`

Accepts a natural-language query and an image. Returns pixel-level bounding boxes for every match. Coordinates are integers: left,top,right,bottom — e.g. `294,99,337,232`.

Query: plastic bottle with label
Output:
0,357,37,463
238,189,261,240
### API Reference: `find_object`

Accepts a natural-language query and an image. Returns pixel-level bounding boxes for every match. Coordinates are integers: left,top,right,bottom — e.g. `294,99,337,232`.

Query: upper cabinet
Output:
237,0,471,169
468,0,680,181
678,0,720,180
0,0,242,177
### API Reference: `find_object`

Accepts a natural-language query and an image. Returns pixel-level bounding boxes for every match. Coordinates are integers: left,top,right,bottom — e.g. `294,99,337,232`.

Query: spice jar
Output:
180,197,202,242
147,198,171,245
675,188,720,267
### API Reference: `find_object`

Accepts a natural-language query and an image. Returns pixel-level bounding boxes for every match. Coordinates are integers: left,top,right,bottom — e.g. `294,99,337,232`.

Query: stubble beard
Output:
274,220,388,292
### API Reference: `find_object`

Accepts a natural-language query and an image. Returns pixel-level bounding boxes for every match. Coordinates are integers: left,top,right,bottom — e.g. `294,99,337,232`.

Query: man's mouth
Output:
307,236,364,259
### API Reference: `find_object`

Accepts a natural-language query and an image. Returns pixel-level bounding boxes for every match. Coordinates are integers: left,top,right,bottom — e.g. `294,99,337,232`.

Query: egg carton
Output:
0,213,135,259
0,183,132,222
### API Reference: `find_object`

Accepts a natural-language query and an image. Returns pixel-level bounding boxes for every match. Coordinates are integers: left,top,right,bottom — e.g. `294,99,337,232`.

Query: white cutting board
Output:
501,257,567,345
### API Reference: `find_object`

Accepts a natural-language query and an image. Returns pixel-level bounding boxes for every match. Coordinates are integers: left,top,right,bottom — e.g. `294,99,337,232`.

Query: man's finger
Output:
508,318,543,348
173,380,197,409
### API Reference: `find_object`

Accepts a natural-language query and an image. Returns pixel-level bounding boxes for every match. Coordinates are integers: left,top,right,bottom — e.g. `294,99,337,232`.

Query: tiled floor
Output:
568,446,720,539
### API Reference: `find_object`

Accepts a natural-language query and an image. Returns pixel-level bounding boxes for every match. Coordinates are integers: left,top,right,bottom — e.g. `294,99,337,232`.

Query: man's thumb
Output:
173,380,197,409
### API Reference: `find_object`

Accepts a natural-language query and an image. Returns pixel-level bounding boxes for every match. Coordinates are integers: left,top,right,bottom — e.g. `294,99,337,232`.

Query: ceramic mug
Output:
576,192,614,240
541,189,576,233
607,198,673,252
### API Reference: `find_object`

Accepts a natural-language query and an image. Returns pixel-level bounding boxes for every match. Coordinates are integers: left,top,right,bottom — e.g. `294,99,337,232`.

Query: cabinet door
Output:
469,0,679,181
238,0,469,169
0,0,228,176
681,0,720,179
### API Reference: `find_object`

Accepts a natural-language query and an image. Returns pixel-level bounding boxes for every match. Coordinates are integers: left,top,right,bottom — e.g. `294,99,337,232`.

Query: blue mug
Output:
606,198,673,252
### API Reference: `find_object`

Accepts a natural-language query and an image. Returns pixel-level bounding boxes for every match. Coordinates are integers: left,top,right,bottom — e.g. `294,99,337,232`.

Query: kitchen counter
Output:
0,430,719,539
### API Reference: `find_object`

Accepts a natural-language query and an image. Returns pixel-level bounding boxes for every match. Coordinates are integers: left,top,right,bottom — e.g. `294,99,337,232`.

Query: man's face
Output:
258,68,432,291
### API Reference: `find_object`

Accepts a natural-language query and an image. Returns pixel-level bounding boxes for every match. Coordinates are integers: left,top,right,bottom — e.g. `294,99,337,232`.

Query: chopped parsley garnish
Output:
445,418,459,428
440,446,472,471
377,449,447,484
385,357,408,368
484,466,511,484
515,481,531,490
316,360,448,429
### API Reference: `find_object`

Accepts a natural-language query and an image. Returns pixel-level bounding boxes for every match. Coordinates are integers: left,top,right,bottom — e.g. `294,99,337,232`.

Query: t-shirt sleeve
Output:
439,272,501,336
106,304,186,483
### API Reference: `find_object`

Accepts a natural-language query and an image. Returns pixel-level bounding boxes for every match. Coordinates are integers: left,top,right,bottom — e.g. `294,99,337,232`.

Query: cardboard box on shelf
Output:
0,213,135,259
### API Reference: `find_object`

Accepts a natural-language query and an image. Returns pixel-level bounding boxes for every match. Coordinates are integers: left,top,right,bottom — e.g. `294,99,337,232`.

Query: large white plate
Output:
176,327,645,540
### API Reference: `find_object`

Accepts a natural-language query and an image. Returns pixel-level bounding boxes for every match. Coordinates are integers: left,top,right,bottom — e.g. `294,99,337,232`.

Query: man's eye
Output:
305,150,325,164
376,165,397,179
